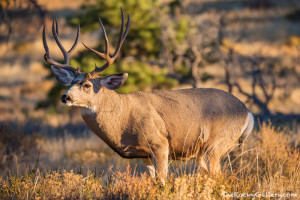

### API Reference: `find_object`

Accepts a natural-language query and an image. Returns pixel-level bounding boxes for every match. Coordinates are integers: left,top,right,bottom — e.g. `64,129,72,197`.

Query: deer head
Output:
43,8,129,108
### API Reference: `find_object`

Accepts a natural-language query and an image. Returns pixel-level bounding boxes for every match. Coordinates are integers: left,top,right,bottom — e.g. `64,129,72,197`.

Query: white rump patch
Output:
240,112,254,140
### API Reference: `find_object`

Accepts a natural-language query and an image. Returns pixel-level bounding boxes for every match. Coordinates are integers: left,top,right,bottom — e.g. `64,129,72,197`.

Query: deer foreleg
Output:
151,140,169,185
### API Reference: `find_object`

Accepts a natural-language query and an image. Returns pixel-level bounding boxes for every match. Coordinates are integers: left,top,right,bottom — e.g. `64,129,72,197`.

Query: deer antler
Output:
82,8,130,75
43,19,80,74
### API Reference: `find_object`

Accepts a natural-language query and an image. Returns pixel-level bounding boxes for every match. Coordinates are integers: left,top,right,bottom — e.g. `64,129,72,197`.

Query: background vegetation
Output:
0,0,300,199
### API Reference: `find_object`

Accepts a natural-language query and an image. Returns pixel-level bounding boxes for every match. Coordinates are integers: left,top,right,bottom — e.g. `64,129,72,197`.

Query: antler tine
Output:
81,17,111,74
82,17,109,59
43,26,50,53
43,25,67,68
52,19,80,65
83,8,130,75
98,17,109,55
55,18,59,35
82,42,110,73
69,24,80,54
52,20,68,64
113,8,130,57
42,20,80,74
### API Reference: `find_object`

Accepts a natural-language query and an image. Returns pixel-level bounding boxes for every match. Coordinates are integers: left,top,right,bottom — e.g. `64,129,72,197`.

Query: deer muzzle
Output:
61,94,72,104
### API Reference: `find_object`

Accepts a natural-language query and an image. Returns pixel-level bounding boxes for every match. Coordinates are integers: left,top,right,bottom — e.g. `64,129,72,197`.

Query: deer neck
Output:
80,88,127,149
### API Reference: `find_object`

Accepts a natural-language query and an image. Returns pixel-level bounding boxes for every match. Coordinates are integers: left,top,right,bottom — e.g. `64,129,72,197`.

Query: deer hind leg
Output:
201,146,222,175
196,157,208,172
142,158,155,178
207,153,221,175
204,137,240,175
196,151,208,172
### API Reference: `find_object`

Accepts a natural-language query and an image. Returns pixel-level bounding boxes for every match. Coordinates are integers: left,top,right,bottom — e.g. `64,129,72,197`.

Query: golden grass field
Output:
0,124,299,199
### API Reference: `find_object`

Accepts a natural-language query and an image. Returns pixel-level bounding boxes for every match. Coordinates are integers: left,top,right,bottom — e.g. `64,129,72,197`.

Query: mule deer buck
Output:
42,8,254,184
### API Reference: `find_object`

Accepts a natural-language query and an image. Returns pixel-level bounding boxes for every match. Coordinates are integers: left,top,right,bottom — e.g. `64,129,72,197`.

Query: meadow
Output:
0,123,299,199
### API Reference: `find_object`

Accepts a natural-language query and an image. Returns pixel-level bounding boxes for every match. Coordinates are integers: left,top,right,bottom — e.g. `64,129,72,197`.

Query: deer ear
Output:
51,66,75,86
101,73,128,90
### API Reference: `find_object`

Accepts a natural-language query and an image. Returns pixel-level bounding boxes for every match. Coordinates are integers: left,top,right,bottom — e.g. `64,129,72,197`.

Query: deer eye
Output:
83,83,91,89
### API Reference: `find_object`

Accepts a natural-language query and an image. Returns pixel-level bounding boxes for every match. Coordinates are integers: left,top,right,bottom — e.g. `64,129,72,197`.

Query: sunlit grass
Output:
0,123,299,199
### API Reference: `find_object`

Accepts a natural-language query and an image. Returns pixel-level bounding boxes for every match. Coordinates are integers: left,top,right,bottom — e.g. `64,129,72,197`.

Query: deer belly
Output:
117,145,150,158
169,129,205,160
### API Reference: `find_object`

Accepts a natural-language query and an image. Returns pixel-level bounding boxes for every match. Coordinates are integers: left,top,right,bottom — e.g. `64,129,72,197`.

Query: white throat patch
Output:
80,105,96,115
80,106,97,116
80,109,93,116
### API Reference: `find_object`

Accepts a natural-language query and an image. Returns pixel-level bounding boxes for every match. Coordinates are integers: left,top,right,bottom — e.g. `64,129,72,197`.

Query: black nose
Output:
61,94,71,103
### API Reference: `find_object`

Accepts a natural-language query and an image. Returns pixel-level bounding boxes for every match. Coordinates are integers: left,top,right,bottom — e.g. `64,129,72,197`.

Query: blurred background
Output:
0,0,300,177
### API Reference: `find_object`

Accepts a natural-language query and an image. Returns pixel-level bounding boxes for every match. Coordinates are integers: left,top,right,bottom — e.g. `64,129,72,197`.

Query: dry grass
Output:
0,123,299,199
